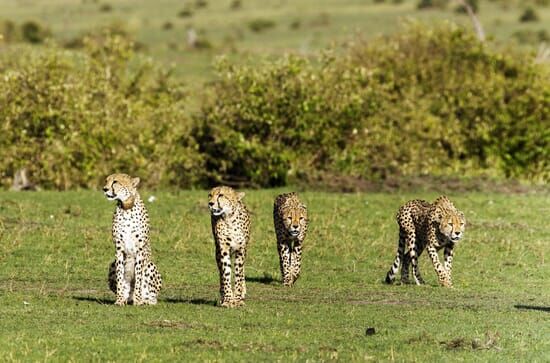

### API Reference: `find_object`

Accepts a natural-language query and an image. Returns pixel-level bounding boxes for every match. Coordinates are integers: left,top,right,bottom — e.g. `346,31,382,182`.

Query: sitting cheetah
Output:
273,193,308,286
208,186,251,307
103,173,162,305
385,196,465,287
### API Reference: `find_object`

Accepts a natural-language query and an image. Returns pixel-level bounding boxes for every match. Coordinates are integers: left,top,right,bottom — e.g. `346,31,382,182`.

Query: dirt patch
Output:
440,331,501,351
296,173,549,194
180,339,289,353
147,320,201,329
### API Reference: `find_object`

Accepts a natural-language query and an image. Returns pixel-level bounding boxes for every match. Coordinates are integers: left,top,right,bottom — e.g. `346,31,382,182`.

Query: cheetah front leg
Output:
277,240,292,286
290,242,303,284
216,244,234,307
426,244,451,287
233,247,247,306
114,251,127,305
443,246,454,287
132,251,146,305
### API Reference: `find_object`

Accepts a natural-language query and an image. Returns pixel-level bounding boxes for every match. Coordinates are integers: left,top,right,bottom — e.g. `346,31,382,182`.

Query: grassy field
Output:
3,0,550,83
0,190,548,361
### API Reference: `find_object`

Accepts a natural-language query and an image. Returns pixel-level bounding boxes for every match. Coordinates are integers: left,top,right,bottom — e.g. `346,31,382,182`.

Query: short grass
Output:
0,190,548,361
3,0,550,83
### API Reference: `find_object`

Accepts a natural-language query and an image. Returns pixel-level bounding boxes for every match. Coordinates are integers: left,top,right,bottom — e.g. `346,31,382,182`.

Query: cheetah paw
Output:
114,299,127,306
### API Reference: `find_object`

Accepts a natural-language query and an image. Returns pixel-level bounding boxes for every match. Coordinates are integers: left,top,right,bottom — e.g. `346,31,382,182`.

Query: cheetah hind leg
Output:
400,254,425,284
108,260,117,294
385,251,401,284
140,262,162,305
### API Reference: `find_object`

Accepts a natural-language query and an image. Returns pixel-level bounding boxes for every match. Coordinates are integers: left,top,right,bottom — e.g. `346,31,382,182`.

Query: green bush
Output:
519,7,539,22
195,23,549,186
0,20,51,44
0,30,202,189
1,23,548,189
248,19,276,33
417,0,449,9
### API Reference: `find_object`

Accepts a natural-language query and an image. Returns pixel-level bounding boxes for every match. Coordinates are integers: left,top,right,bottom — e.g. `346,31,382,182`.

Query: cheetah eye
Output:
218,194,224,198
448,223,453,227
460,222,465,227
299,216,305,221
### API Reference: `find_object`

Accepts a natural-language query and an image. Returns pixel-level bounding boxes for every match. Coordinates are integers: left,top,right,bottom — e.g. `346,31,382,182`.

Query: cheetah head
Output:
208,186,244,217
436,208,466,243
103,173,140,205
283,204,307,238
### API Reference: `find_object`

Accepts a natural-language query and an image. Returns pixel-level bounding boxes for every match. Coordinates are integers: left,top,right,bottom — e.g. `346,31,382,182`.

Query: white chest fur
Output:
114,208,142,257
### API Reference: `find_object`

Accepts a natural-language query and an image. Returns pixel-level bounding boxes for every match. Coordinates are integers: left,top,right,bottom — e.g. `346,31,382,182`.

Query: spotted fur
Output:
104,173,162,305
273,193,308,286
385,196,465,287
208,186,251,308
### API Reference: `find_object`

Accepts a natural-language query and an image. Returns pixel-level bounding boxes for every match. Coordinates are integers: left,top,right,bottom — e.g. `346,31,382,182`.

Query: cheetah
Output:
273,193,308,286
103,173,162,305
208,186,251,307
385,196,465,287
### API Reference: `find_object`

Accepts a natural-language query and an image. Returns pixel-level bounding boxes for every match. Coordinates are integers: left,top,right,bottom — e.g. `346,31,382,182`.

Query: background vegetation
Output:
0,190,548,360
0,0,548,190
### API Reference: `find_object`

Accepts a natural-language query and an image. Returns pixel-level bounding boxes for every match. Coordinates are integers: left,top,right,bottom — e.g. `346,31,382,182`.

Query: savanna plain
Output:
0,190,548,361
1,0,549,361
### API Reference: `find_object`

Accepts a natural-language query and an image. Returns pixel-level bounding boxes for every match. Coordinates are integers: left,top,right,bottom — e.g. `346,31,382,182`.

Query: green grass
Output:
0,190,548,361
2,0,550,83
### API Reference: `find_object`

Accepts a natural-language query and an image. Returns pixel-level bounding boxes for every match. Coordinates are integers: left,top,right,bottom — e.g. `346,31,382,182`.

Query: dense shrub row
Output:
0,30,202,189
0,23,548,189
195,23,549,186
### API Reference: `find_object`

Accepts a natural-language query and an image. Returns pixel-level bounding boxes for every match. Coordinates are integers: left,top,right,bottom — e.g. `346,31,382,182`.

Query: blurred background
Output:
0,0,548,190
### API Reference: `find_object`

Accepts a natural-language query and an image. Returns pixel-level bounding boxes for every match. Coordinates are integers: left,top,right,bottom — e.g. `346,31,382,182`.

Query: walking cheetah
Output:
103,173,162,305
385,196,465,287
208,186,251,307
273,193,308,286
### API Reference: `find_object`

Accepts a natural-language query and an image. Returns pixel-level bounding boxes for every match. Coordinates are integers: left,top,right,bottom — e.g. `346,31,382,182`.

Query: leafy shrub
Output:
248,19,276,33
0,30,202,189
519,7,539,22
195,0,208,8
195,23,549,187
178,8,193,17
417,0,449,9
99,3,113,12
290,19,301,30
230,0,242,10
21,20,51,44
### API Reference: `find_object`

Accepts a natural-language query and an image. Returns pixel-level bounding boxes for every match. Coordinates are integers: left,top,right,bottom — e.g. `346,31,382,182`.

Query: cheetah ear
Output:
237,192,245,200
131,177,140,188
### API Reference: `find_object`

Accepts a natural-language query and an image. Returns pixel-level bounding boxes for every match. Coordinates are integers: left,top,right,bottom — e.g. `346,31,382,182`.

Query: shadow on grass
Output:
246,273,279,285
161,297,218,306
72,296,115,305
72,295,218,306
514,305,550,312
